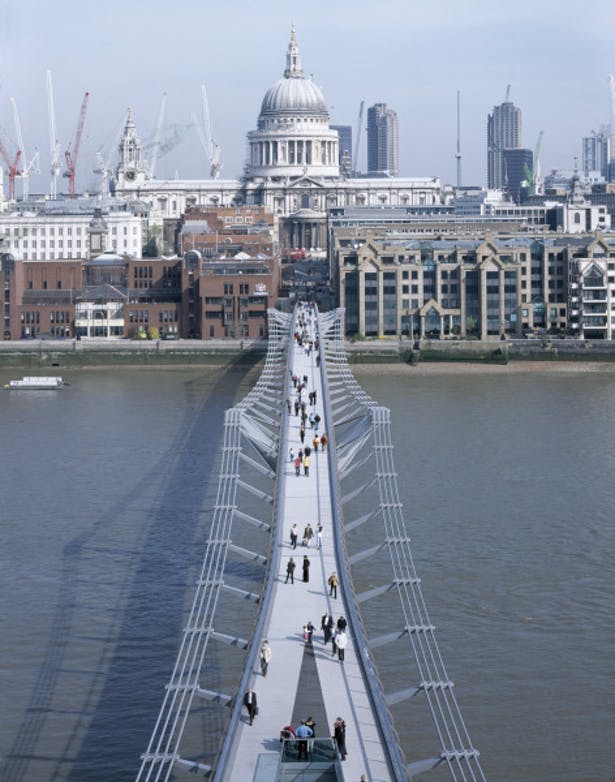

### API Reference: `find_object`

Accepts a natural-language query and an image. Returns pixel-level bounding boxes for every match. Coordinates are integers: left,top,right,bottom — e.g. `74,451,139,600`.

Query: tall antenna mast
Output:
456,90,462,188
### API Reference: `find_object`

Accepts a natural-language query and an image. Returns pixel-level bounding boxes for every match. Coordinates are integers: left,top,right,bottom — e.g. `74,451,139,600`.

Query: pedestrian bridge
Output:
135,305,487,782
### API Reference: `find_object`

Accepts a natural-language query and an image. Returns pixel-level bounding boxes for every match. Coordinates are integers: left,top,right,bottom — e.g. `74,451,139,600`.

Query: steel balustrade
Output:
319,307,487,782
135,309,291,782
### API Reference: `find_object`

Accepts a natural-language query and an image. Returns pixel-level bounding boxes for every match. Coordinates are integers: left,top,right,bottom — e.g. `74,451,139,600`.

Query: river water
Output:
0,362,613,782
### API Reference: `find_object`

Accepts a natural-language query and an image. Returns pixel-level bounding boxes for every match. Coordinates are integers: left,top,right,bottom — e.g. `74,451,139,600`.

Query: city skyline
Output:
0,0,614,194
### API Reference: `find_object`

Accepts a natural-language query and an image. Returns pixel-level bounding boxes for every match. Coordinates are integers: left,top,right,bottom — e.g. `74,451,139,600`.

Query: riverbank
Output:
1,336,615,369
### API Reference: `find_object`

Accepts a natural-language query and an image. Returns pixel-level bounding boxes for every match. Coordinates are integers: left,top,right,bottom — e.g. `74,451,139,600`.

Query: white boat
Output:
5,376,64,390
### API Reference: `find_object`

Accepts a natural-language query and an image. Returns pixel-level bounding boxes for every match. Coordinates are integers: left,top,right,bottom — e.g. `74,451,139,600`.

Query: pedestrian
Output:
303,454,310,476
305,716,316,753
285,557,296,584
331,628,337,656
312,389,318,404
313,434,319,452
320,433,328,450
287,397,291,413
337,615,347,632
294,455,302,476
333,717,347,760
336,629,348,662
303,523,314,546
289,447,294,463
295,720,313,760
300,426,305,444
309,412,315,429
314,413,321,432
243,688,258,725
316,354,321,367
316,523,323,549
321,611,333,644
290,524,298,549
259,640,271,676
294,400,300,416
305,619,314,644
328,571,338,599
304,445,311,458
302,554,310,583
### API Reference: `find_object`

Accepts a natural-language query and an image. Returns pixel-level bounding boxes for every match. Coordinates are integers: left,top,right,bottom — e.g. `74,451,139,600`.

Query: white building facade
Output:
113,27,443,250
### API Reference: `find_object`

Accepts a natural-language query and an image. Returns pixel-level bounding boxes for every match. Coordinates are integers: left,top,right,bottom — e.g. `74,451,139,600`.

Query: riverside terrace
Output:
135,305,487,782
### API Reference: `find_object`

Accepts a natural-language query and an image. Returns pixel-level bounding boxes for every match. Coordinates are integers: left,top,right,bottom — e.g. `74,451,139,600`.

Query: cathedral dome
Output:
260,77,327,117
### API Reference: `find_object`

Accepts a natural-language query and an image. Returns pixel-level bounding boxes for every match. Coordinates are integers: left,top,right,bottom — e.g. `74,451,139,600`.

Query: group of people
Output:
278,715,346,763
321,611,349,662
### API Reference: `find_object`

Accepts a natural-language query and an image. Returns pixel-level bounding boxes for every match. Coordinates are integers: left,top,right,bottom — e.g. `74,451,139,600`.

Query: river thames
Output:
0,362,613,782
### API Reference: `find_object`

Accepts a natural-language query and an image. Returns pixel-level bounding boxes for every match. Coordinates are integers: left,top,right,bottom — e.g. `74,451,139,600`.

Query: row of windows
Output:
128,310,149,323
50,311,70,324
5,225,138,237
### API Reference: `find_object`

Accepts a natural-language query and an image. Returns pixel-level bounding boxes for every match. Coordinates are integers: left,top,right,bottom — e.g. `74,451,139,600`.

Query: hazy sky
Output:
1,0,614,195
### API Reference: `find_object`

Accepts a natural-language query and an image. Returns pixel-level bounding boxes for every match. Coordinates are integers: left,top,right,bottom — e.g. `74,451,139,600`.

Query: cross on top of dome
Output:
284,24,303,79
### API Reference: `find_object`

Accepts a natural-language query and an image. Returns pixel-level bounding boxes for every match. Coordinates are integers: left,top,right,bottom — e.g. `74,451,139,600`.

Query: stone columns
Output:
460,267,467,337
479,266,488,339
358,269,366,336
377,270,384,337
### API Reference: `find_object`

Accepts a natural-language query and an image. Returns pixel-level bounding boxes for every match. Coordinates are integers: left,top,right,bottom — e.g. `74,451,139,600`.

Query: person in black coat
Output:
243,688,258,725
333,716,347,759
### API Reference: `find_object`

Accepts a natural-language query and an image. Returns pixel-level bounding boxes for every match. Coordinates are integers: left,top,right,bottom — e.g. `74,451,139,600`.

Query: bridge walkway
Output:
222,305,391,781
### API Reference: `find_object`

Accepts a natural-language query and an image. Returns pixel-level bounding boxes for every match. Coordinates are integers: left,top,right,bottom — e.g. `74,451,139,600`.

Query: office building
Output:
367,103,399,176
331,125,352,174
487,100,521,189
503,148,533,203
582,131,609,178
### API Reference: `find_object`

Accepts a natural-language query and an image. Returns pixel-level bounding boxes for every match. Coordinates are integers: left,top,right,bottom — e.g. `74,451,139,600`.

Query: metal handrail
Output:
320,307,487,782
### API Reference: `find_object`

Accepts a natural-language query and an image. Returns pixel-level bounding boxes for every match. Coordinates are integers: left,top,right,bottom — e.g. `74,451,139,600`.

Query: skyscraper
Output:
503,148,533,203
331,125,353,175
487,99,521,189
367,103,399,176
582,130,609,177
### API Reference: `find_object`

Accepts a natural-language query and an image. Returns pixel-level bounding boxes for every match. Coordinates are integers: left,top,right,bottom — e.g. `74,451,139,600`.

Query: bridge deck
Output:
224,307,391,781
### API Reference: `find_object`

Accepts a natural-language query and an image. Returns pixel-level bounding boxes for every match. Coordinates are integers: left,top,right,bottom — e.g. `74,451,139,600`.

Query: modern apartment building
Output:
367,103,399,176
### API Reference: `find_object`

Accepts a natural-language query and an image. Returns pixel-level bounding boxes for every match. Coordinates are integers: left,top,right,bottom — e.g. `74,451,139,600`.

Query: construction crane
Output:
63,91,89,198
353,100,364,175
0,138,22,201
146,92,166,179
10,97,39,200
46,70,62,199
200,85,221,178
523,130,544,194
93,110,128,198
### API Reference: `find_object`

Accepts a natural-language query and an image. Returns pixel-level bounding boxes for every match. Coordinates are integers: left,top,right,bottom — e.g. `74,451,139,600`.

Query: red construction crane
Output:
64,91,89,197
0,139,22,200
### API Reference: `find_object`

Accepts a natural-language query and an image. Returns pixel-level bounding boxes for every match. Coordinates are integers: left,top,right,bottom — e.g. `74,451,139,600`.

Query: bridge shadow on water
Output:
3,350,265,782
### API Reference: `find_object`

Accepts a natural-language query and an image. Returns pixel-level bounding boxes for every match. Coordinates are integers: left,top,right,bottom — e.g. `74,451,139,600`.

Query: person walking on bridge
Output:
333,716,347,760
290,524,298,549
335,629,348,663
321,611,333,644
328,571,338,599
285,557,296,584
303,454,310,476
243,688,258,726
259,640,271,677
302,555,311,582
